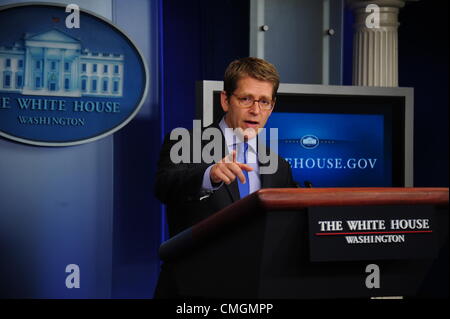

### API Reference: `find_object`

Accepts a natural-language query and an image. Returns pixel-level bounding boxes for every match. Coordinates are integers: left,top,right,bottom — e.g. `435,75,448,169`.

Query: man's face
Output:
221,76,275,139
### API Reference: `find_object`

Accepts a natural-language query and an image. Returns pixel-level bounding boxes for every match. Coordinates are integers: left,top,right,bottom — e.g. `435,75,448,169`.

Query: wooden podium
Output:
159,188,448,298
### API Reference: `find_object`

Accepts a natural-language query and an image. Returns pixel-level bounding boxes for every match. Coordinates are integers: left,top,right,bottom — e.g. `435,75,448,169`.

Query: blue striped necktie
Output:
237,142,249,198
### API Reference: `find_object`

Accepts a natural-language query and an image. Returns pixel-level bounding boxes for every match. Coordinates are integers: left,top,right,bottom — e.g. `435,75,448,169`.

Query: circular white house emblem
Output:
0,3,148,146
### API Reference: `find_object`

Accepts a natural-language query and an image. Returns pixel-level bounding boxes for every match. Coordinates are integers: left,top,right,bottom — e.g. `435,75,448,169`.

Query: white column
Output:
42,47,47,90
60,48,65,92
347,0,406,87
24,47,31,89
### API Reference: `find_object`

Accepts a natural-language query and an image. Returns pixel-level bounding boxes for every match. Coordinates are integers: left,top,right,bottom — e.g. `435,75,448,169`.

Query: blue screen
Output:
265,112,392,187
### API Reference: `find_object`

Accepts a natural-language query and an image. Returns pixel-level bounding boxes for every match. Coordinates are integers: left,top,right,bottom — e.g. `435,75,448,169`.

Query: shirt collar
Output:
219,116,257,153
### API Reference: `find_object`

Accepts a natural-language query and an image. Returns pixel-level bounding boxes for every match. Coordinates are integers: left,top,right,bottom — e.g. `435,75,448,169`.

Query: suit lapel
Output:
259,159,274,188
257,134,275,188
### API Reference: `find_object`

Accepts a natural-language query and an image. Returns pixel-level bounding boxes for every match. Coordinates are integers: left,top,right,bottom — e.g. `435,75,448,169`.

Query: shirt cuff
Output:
202,165,223,191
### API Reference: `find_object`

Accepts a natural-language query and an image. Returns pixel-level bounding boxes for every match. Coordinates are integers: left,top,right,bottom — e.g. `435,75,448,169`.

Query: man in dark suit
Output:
154,57,297,298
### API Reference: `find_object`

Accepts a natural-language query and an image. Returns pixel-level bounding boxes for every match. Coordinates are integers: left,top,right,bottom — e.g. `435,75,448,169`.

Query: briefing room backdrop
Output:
0,0,447,298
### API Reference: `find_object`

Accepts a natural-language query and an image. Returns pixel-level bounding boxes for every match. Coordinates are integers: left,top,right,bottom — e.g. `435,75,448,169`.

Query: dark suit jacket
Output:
154,122,297,237
153,122,297,298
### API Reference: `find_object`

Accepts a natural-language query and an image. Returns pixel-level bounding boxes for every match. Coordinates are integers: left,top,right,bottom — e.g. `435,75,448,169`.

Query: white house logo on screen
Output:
300,135,319,149
0,3,148,147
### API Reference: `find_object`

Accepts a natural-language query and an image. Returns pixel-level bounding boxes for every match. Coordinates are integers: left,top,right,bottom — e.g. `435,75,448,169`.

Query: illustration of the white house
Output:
0,28,124,97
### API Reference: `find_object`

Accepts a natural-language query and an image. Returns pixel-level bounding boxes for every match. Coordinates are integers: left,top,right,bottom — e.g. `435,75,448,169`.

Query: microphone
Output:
304,180,313,188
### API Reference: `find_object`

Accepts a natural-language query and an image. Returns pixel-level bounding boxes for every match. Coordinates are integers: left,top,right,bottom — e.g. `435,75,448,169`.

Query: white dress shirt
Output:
202,117,261,194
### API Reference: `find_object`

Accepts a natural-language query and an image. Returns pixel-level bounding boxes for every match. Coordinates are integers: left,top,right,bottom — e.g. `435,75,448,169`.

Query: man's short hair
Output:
223,57,280,99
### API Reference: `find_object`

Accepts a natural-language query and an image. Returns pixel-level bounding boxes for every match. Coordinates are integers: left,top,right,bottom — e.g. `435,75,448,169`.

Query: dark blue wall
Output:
398,1,448,187
111,0,163,298
342,7,354,86
162,0,249,134
398,1,448,297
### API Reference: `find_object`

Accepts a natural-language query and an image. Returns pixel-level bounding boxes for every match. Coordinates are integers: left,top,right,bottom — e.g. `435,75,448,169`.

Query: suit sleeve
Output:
154,133,210,205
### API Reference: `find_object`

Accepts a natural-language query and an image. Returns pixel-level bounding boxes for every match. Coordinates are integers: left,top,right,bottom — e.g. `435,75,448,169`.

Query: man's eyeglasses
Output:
231,94,274,110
